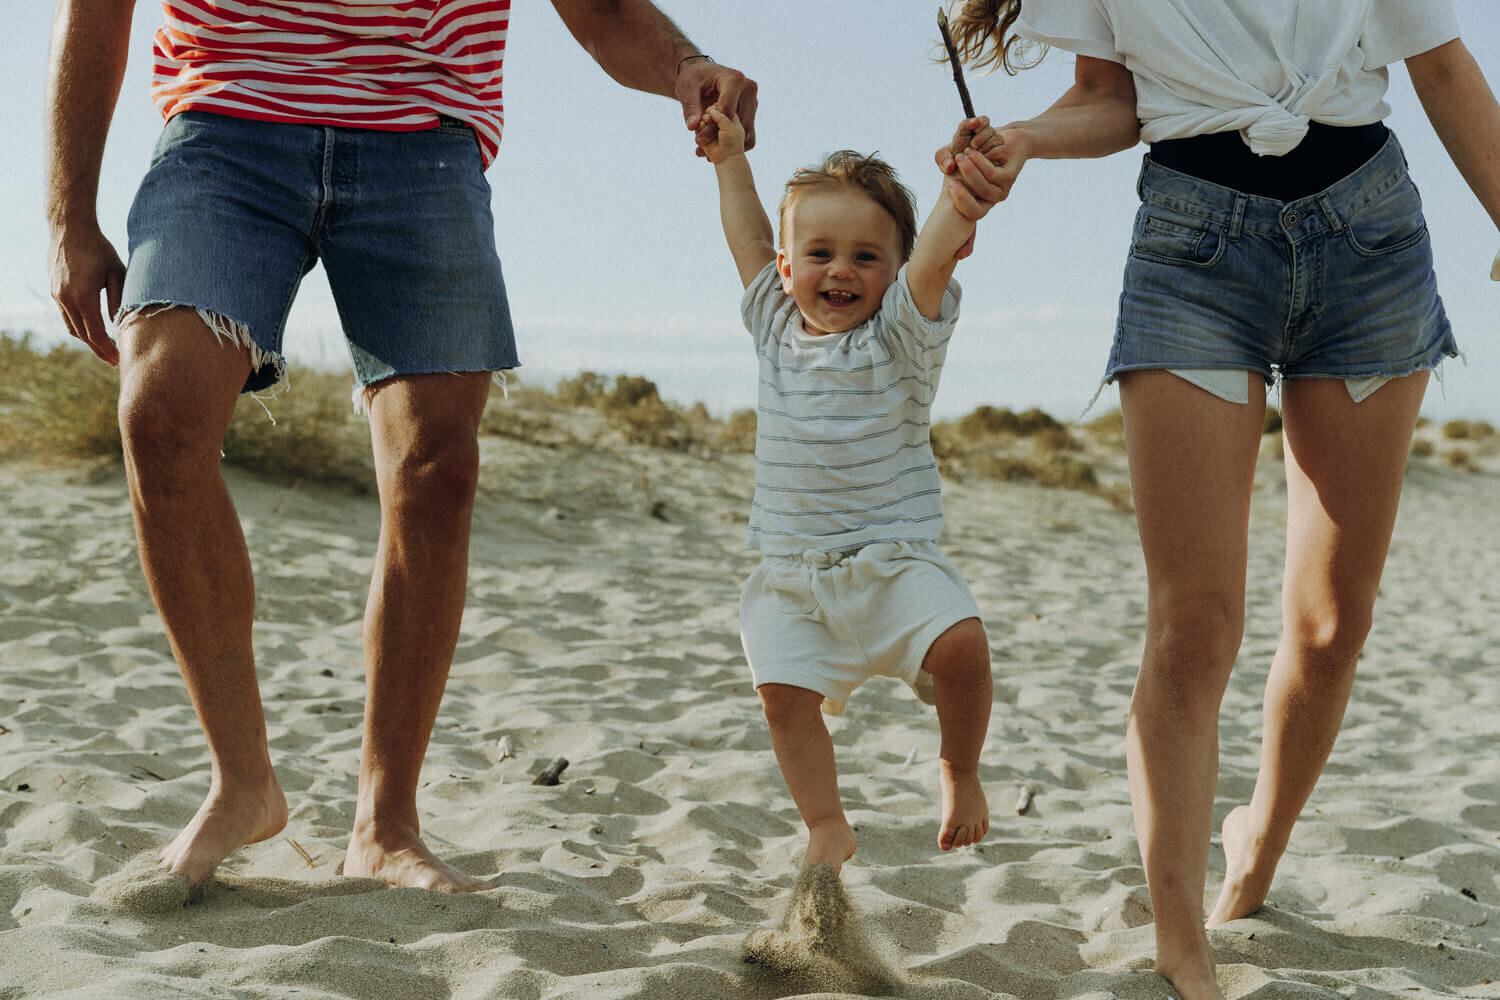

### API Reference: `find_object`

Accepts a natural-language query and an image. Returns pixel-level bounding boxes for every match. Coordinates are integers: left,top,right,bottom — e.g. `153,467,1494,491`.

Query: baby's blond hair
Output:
778,151,917,261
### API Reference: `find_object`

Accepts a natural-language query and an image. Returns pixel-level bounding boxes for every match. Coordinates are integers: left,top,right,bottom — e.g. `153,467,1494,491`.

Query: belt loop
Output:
1136,153,1149,200
1228,194,1246,240
1316,193,1344,233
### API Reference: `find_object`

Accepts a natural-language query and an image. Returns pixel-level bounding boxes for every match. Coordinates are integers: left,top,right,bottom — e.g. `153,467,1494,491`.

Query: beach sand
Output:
1,424,1497,999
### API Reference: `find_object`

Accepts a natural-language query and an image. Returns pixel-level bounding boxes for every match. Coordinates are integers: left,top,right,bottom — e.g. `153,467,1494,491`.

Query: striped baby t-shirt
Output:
151,0,509,165
740,262,962,556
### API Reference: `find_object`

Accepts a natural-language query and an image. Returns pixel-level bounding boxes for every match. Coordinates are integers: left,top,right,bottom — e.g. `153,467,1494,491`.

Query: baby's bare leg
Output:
921,618,991,850
758,683,857,870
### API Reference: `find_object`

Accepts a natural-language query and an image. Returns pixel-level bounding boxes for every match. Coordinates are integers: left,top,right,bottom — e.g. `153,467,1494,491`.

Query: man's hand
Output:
48,221,125,365
676,59,758,158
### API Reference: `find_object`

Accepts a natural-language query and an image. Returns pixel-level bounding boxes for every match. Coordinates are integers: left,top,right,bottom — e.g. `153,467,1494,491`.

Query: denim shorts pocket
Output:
1343,180,1428,257
1131,204,1225,268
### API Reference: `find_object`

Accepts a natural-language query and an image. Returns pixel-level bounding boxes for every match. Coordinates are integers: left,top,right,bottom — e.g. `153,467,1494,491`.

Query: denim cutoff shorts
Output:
119,111,519,394
1106,132,1457,392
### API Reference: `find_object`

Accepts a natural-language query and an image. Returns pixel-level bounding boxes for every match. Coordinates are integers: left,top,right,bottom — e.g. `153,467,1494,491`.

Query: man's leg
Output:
117,308,288,883
342,371,493,892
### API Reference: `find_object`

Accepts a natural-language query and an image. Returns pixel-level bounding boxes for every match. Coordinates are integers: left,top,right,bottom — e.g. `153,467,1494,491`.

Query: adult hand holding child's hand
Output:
700,105,746,164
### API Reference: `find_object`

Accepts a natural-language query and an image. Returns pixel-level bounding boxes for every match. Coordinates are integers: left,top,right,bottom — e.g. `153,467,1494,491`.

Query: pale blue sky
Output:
6,3,1499,422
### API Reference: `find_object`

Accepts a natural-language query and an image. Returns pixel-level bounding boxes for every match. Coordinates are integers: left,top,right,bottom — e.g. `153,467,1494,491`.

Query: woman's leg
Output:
1208,372,1428,925
1119,370,1267,1000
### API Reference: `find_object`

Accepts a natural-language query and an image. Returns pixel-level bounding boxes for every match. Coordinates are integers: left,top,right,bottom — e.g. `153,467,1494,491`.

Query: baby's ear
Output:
777,250,794,291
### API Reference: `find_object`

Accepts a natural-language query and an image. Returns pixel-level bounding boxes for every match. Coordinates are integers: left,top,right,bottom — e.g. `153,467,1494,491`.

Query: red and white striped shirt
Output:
152,0,510,165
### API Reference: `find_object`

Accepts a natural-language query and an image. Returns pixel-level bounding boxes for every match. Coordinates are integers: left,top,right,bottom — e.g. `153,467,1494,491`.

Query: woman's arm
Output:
1406,38,1500,235
936,55,1138,202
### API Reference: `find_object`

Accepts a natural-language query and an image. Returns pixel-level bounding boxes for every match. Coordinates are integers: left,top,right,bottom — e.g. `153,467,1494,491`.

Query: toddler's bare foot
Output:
161,774,289,884
344,819,492,892
938,763,989,851
803,819,857,872
1207,804,1278,926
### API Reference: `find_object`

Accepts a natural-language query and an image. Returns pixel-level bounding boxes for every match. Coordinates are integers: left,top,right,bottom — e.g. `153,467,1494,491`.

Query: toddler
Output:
702,105,1004,870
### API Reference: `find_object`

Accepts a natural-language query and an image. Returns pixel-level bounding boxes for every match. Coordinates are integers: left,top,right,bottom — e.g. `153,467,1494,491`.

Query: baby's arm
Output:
702,106,776,288
906,121,1005,319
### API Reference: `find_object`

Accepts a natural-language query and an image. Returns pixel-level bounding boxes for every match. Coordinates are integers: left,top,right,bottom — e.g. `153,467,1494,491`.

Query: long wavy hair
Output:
946,0,1044,75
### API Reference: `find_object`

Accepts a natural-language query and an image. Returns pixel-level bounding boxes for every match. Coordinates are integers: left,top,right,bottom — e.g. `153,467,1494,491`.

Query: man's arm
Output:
45,0,135,365
550,1,758,153
701,107,775,288
1406,38,1500,245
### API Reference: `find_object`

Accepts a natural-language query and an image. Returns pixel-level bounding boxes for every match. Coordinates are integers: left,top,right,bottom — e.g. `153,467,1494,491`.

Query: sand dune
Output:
1,427,1497,999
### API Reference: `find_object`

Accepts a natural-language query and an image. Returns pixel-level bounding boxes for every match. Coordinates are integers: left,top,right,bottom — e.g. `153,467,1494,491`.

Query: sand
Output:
1,424,1497,999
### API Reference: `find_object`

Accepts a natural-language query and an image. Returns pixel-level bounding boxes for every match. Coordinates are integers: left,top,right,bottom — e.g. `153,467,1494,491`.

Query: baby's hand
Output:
701,105,746,164
947,116,1004,163
938,114,1025,220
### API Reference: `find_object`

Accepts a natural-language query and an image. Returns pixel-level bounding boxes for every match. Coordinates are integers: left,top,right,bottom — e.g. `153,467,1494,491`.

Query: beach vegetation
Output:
1442,419,1496,441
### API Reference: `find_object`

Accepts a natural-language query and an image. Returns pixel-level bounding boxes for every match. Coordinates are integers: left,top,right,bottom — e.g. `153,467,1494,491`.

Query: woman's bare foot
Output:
1154,959,1227,1000
803,818,857,872
938,762,989,850
343,819,492,892
160,774,289,884
1207,804,1279,926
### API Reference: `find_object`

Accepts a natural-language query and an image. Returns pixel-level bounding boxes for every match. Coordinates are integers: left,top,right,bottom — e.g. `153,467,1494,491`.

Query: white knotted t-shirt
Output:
1015,1,1461,154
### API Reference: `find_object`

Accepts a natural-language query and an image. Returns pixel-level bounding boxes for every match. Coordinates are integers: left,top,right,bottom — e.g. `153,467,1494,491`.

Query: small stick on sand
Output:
532,757,569,786
937,7,977,119
135,765,165,781
1014,784,1034,815
288,838,318,868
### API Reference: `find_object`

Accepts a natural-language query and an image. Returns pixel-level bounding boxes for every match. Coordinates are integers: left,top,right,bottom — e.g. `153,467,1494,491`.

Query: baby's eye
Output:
809,249,832,259
856,252,880,263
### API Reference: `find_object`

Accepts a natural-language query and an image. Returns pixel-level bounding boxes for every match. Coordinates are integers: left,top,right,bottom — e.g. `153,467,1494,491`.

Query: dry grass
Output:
1442,419,1497,441
933,404,1132,510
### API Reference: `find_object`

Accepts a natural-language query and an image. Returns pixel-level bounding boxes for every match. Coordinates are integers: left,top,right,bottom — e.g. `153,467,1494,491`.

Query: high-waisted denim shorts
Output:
1107,132,1457,395
119,111,519,394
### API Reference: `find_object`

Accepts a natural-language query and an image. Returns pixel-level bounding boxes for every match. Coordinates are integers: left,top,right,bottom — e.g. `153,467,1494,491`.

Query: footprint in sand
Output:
743,862,901,995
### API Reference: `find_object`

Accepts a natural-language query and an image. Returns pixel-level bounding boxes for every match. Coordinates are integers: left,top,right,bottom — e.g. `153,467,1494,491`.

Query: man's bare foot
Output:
803,819,857,872
938,762,989,850
160,774,289,884
343,819,493,892
1207,804,1278,926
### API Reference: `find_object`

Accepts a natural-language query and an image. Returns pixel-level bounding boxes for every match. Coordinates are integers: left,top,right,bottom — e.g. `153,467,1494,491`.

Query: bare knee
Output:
118,375,235,494
922,618,990,680
758,683,824,731
116,309,249,480
381,431,482,517
1140,592,1243,709
1284,605,1373,677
